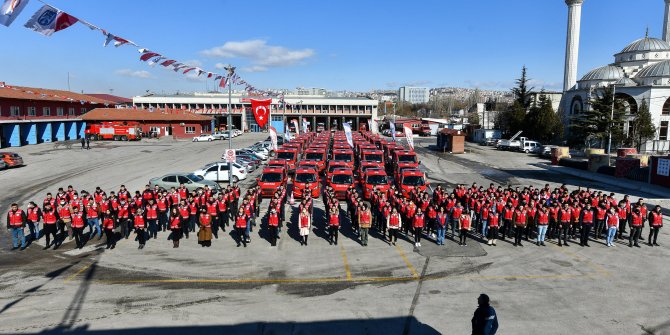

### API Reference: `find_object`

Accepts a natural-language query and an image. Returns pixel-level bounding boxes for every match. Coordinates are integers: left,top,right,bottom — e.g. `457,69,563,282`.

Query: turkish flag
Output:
250,98,271,128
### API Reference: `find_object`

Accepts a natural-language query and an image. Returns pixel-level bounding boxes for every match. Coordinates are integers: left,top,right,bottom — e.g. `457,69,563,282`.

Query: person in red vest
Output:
197,208,213,247
299,206,312,246
26,201,42,242
579,203,594,247
487,211,500,246
458,212,471,246
156,192,169,232
101,209,116,249
145,198,159,239
512,205,527,247
557,203,572,247
328,205,340,246
168,207,182,248
57,200,72,241
6,203,27,250
42,203,60,249
205,198,219,239
535,205,549,246
117,199,131,239
412,209,425,247
85,201,101,240
216,192,228,233
235,212,248,247
500,202,514,241
605,207,619,247
134,207,147,249
629,207,644,248
648,205,664,246
387,207,402,246
70,207,87,249
593,203,607,240
268,208,280,247
178,199,191,239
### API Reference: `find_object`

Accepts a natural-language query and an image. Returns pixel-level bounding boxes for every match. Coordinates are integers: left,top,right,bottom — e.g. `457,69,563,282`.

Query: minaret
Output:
663,0,670,42
563,0,584,92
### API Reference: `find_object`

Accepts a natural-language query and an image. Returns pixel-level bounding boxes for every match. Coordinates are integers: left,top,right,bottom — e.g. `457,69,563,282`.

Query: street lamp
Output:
224,64,236,186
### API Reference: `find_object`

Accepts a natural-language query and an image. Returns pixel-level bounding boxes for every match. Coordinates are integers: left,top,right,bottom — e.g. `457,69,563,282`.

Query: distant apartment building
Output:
398,86,430,104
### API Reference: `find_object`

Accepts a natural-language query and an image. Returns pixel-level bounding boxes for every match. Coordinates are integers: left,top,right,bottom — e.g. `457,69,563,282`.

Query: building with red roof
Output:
81,108,213,139
0,82,117,147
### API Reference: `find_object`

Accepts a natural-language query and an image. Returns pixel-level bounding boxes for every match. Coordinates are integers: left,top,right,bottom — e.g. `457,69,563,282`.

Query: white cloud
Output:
182,59,202,67
241,65,268,73
115,69,153,79
202,39,314,68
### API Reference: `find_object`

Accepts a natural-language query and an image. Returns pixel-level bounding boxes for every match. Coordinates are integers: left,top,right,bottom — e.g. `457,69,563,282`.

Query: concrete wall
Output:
0,121,85,148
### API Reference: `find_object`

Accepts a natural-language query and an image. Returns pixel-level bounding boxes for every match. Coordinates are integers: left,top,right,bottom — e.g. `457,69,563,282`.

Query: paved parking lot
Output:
0,134,668,335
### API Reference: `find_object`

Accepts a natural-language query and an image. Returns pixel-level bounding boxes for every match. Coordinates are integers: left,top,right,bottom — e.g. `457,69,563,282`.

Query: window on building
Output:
202,125,210,132
185,126,195,134
43,107,50,116
10,106,18,116
68,108,75,115
27,107,36,116
660,121,669,141
81,108,87,114
57,107,64,116
663,98,670,115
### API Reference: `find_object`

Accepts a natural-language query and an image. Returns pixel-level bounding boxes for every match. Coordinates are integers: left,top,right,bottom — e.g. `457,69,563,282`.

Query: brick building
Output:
81,108,213,139
0,83,116,148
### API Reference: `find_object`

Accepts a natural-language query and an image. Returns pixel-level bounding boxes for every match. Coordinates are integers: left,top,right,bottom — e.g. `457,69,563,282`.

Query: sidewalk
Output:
539,163,670,198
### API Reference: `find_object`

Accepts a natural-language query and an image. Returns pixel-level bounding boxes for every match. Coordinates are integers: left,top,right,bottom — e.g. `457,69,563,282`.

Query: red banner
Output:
250,98,271,128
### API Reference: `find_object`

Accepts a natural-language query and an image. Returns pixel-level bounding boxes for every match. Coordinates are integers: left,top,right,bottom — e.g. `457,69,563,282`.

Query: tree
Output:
511,66,534,109
524,90,563,143
468,109,480,126
628,99,656,150
570,86,626,148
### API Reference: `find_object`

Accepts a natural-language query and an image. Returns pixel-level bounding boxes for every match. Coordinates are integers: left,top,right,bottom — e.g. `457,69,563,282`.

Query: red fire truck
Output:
85,122,142,141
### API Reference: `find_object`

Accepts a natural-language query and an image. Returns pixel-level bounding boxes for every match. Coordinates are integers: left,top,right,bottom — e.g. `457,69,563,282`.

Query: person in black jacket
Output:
472,294,498,335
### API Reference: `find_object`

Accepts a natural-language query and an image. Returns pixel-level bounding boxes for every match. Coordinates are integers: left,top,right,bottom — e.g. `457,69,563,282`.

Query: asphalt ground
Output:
0,134,668,335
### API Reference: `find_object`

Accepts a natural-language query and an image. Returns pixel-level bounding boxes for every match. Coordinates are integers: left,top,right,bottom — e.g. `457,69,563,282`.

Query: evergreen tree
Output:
570,86,626,148
628,99,656,150
498,66,534,135
511,66,534,109
524,90,563,143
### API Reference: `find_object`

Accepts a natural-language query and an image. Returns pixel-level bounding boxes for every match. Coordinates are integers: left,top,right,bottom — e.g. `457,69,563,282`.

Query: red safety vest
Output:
86,205,98,219
460,215,471,230
300,214,310,228
503,208,513,220
43,210,58,224
199,214,212,227
134,216,146,229
607,214,618,228
207,203,218,216
157,198,168,211
596,208,606,220
169,217,181,229
235,217,247,228
488,214,499,227
27,207,39,222
413,214,424,228
58,207,71,220
268,213,279,227
103,218,115,229
71,213,85,228
389,214,401,228
651,212,663,227
514,210,527,225
582,210,593,223
560,210,571,222
8,210,24,227
146,205,158,220
631,213,643,227
329,213,339,226
118,205,129,219
217,200,227,212
178,206,190,219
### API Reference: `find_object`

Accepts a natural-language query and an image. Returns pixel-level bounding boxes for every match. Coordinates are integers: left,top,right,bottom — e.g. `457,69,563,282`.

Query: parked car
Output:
235,149,267,161
236,154,262,166
480,138,498,146
246,145,270,158
519,140,542,154
233,129,243,137
211,132,231,140
194,161,247,183
0,152,24,167
192,134,215,142
236,157,257,172
0,160,7,170
149,173,221,192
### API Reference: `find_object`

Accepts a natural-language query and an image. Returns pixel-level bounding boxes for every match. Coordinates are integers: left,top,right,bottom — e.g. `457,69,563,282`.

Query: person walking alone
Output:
299,207,311,246
471,294,499,335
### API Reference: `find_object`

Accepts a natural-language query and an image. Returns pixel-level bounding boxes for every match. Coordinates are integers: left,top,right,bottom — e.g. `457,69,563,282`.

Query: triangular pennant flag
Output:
0,0,30,27
24,5,79,36
140,52,160,61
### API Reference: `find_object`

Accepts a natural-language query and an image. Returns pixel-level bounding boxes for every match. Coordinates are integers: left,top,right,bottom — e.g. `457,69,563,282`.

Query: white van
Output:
519,141,541,154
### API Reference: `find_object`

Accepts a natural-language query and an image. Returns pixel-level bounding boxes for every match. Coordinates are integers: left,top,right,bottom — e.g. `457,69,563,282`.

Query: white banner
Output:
292,119,300,135
389,122,396,141
269,126,278,151
302,118,308,133
343,122,354,148
403,124,414,150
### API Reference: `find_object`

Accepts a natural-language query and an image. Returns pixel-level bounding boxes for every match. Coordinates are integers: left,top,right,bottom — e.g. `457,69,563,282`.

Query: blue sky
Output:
0,0,665,97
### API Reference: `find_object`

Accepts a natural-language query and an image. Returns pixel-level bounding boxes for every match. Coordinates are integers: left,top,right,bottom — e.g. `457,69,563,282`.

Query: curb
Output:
539,163,670,198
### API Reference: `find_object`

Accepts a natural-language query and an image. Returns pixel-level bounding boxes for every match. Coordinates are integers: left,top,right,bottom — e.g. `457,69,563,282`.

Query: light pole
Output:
225,65,236,186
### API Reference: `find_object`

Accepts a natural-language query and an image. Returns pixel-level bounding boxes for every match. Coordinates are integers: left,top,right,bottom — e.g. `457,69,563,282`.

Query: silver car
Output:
149,173,222,193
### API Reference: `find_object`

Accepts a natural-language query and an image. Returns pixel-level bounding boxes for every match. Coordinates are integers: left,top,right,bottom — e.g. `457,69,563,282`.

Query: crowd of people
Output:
5,181,666,251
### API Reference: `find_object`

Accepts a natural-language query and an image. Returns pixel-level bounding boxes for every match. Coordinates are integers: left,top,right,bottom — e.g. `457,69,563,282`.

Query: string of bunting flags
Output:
0,0,288,102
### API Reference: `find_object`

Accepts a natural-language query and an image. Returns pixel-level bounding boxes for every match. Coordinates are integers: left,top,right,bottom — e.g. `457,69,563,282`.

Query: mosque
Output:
560,0,670,152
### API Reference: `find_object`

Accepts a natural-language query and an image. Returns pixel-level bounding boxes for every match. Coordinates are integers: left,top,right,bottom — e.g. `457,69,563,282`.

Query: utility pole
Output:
225,65,236,186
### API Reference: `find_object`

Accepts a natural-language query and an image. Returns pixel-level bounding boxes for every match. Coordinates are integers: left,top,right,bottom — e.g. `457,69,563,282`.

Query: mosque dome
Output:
619,37,670,54
579,65,624,81
636,59,670,78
